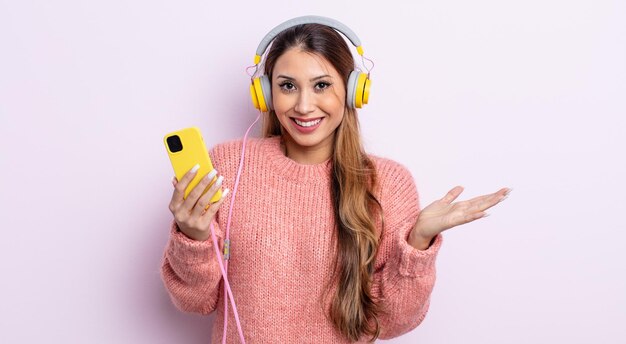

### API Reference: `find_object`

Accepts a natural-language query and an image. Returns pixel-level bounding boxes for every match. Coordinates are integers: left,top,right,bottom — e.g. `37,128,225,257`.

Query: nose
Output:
294,89,315,115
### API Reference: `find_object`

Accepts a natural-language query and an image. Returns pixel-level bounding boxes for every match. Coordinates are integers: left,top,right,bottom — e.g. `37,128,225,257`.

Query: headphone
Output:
249,15,372,112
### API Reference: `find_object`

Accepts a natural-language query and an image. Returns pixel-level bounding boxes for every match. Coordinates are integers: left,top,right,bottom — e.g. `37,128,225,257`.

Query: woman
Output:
162,20,510,343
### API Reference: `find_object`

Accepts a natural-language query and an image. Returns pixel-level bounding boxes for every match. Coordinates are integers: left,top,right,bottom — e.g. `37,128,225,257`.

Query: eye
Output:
279,82,296,93
315,82,332,91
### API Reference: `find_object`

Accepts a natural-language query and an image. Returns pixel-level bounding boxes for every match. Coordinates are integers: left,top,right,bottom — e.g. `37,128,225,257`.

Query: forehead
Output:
273,48,340,77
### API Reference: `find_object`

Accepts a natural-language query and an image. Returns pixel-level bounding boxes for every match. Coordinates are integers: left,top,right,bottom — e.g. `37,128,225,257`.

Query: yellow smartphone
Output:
164,126,222,205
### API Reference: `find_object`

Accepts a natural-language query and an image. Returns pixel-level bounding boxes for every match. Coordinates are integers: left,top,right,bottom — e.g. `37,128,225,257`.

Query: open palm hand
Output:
412,186,511,241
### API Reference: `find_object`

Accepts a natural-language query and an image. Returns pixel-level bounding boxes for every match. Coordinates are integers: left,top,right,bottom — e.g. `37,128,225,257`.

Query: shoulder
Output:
210,137,253,156
367,154,420,219
209,138,243,167
208,136,279,171
209,136,275,160
368,155,416,190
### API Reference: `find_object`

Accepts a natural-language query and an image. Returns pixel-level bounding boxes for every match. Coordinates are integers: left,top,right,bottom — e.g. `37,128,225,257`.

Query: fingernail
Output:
221,188,230,198
483,213,490,217
171,176,177,185
506,188,513,196
215,175,224,186
207,169,218,180
191,164,200,173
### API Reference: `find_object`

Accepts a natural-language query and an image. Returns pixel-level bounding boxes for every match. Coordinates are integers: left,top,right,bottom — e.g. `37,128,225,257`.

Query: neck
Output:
281,135,333,165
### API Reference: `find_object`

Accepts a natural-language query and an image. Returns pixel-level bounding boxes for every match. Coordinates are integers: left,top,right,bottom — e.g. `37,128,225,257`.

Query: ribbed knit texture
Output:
161,136,443,343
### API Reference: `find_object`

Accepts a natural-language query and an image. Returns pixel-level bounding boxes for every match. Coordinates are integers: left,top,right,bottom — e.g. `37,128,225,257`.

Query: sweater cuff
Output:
398,233,443,277
166,219,214,262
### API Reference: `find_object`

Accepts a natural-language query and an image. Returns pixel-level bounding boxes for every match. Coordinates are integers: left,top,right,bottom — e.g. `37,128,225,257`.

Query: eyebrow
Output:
276,74,333,82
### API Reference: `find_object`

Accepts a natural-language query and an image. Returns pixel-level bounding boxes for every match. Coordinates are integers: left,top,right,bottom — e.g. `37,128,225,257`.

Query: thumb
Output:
171,176,178,187
441,185,463,204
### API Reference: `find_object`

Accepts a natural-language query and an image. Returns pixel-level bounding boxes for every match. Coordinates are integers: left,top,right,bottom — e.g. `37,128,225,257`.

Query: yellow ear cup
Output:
354,73,368,108
252,77,269,112
250,83,260,110
362,78,371,105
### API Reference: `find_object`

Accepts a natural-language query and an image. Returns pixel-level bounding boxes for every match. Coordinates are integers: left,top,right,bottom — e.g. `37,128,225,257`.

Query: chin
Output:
285,130,334,150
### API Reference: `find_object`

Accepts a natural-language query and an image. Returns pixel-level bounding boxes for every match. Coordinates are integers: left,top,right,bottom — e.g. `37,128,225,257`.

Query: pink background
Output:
1,0,624,343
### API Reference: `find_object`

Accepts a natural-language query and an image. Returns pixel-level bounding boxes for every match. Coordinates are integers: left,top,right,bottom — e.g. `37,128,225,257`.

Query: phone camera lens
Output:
167,135,183,153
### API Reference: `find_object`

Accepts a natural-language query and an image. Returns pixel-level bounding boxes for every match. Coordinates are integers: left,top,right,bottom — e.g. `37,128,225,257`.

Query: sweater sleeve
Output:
160,217,224,315
160,142,234,315
370,160,443,339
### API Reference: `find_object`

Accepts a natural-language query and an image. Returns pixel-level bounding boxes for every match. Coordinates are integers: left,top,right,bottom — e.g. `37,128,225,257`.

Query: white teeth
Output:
294,118,321,127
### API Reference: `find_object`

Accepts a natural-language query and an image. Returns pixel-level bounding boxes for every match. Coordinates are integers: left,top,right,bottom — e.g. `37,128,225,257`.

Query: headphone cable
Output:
209,111,262,344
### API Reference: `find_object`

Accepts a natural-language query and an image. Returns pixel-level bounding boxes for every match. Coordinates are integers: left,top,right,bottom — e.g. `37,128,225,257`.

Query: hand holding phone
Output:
164,127,229,241
164,127,222,202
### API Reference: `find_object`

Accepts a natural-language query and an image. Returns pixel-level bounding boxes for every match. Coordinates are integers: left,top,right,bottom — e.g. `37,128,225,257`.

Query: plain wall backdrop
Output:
1,0,624,343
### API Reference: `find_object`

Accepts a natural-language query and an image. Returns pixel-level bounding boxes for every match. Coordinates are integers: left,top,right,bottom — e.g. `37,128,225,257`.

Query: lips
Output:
290,117,324,133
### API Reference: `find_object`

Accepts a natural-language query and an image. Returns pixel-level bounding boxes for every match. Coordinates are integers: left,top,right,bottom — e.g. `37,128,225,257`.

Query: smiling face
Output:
271,47,347,164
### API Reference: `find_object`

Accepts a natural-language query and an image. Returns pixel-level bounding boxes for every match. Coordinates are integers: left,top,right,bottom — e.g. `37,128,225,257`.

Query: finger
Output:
448,209,488,228
172,176,178,187
466,211,489,222
447,188,509,226
466,188,511,214
493,187,511,198
181,170,219,214
441,186,464,204
199,188,230,224
170,164,201,209
501,187,512,200
191,174,224,218
466,187,509,206
498,187,512,203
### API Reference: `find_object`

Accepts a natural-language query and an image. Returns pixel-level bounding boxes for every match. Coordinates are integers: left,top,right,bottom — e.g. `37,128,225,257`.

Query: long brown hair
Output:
262,23,383,342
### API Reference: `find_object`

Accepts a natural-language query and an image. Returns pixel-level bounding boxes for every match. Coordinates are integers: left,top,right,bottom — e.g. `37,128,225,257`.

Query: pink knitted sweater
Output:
161,136,443,343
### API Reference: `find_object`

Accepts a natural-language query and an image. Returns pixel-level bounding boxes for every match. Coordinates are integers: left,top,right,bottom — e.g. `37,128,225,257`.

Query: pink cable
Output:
209,222,246,343
212,111,262,344
361,54,375,74
246,64,259,78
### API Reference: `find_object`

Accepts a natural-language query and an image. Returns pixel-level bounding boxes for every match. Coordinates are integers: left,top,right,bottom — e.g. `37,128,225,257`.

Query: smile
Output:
293,118,322,127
